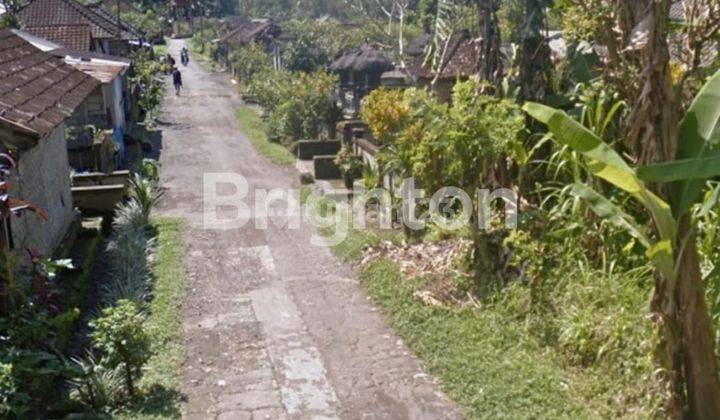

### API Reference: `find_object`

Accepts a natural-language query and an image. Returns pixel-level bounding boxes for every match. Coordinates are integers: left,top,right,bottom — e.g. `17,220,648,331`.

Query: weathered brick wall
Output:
10,124,76,257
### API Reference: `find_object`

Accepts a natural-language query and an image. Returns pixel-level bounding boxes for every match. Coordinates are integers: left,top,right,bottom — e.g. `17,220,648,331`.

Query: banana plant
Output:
523,68,720,417
523,69,720,279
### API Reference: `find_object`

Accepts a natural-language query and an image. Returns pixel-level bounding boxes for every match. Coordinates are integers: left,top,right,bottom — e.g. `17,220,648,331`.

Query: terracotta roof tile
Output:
24,25,92,50
0,29,100,138
17,0,138,40
407,33,480,80
218,20,280,45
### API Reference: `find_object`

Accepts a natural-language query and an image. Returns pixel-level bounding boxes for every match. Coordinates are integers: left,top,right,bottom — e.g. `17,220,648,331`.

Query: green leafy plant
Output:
230,42,271,85
68,353,124,412
129,173,163,226
0,362,28,418
523,68,720,416
89,300,150,397
334,145,365,189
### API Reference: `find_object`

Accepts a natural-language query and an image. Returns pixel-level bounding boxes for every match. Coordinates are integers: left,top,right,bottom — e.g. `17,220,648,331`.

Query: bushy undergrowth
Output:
248,69,337,142
68,160,165,415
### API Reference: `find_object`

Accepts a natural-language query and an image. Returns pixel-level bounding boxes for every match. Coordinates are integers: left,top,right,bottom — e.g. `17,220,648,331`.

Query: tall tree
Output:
475,0,503,90
517,0,552,101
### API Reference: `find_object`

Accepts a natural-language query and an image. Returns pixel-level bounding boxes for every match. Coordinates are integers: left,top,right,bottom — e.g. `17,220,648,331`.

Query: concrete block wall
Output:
10,124,76,257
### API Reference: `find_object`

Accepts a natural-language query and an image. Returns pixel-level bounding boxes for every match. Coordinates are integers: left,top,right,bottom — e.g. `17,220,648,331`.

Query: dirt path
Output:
157,39,458,420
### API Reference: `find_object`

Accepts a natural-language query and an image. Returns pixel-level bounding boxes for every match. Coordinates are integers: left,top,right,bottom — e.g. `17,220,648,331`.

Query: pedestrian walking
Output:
181,47,189,66
172,67,183,95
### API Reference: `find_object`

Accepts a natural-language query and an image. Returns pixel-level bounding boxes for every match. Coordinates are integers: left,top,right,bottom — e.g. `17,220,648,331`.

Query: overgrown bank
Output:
302,187,663,418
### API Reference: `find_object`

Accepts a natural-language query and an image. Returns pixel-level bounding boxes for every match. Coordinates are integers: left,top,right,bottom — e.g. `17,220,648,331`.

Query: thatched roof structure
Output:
329,44,393,73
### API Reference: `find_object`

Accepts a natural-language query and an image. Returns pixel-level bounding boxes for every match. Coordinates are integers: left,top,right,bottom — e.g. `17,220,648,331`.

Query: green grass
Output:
187,43,218,72
359,259,590,419
117,218,186,419
310,198,661,418
235,106,296,166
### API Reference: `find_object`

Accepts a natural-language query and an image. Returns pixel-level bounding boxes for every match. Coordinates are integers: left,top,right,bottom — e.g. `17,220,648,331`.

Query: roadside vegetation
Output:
118,218,186,419
0,43,181,417
235,106,296,165
188,29,220,72
270,0,720,415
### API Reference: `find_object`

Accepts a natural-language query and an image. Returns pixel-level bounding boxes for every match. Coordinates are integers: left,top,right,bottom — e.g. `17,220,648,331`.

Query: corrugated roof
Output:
66,59,126,83
24,24,92,51
0,29,100,139
50,48,131,63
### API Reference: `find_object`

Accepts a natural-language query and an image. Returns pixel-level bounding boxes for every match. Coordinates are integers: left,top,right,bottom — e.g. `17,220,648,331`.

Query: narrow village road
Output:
157,39,458,420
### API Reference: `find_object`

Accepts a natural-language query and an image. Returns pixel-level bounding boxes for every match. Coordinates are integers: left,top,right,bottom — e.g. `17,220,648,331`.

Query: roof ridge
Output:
64,0,119,36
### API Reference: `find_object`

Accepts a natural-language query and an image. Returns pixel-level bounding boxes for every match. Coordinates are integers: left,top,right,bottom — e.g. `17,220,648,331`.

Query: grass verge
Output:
359,259,588,418
235,106,296,166
117,218,186,419
187,44,218,72
312,195,659,418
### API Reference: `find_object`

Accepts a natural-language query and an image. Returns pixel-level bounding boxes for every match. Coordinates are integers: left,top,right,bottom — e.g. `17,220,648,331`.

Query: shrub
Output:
89,300,150,397
68,353,124,412
360,88,411,146
104,202,154,306
247,70,294,111
334,145,364,187
300,172,315,185
0,362,28,418
129,172,163,225
248,70,336,142
230,42,272,85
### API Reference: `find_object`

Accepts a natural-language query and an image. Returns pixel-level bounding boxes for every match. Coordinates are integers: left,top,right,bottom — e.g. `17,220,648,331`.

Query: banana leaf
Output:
671,69,720,217
637,155,720,182
570,183,651,248
524,102,677,242
646,240,675,280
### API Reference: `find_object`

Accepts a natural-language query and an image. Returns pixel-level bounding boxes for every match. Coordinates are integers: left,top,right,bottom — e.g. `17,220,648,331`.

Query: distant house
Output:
329,44,394,119
216,19,282,71
405,31,481,102
16,0,140,56
0,30,100,256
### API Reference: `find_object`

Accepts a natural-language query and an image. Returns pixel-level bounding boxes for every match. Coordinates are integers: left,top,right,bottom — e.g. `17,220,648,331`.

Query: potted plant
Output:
335,145,365,189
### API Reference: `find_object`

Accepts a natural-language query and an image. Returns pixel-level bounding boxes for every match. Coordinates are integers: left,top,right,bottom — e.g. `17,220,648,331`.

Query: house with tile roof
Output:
404,31,482,102
0,29,101,256
24,24,93,51
13,29,132,132
16,0,140,55
216,20,282,71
